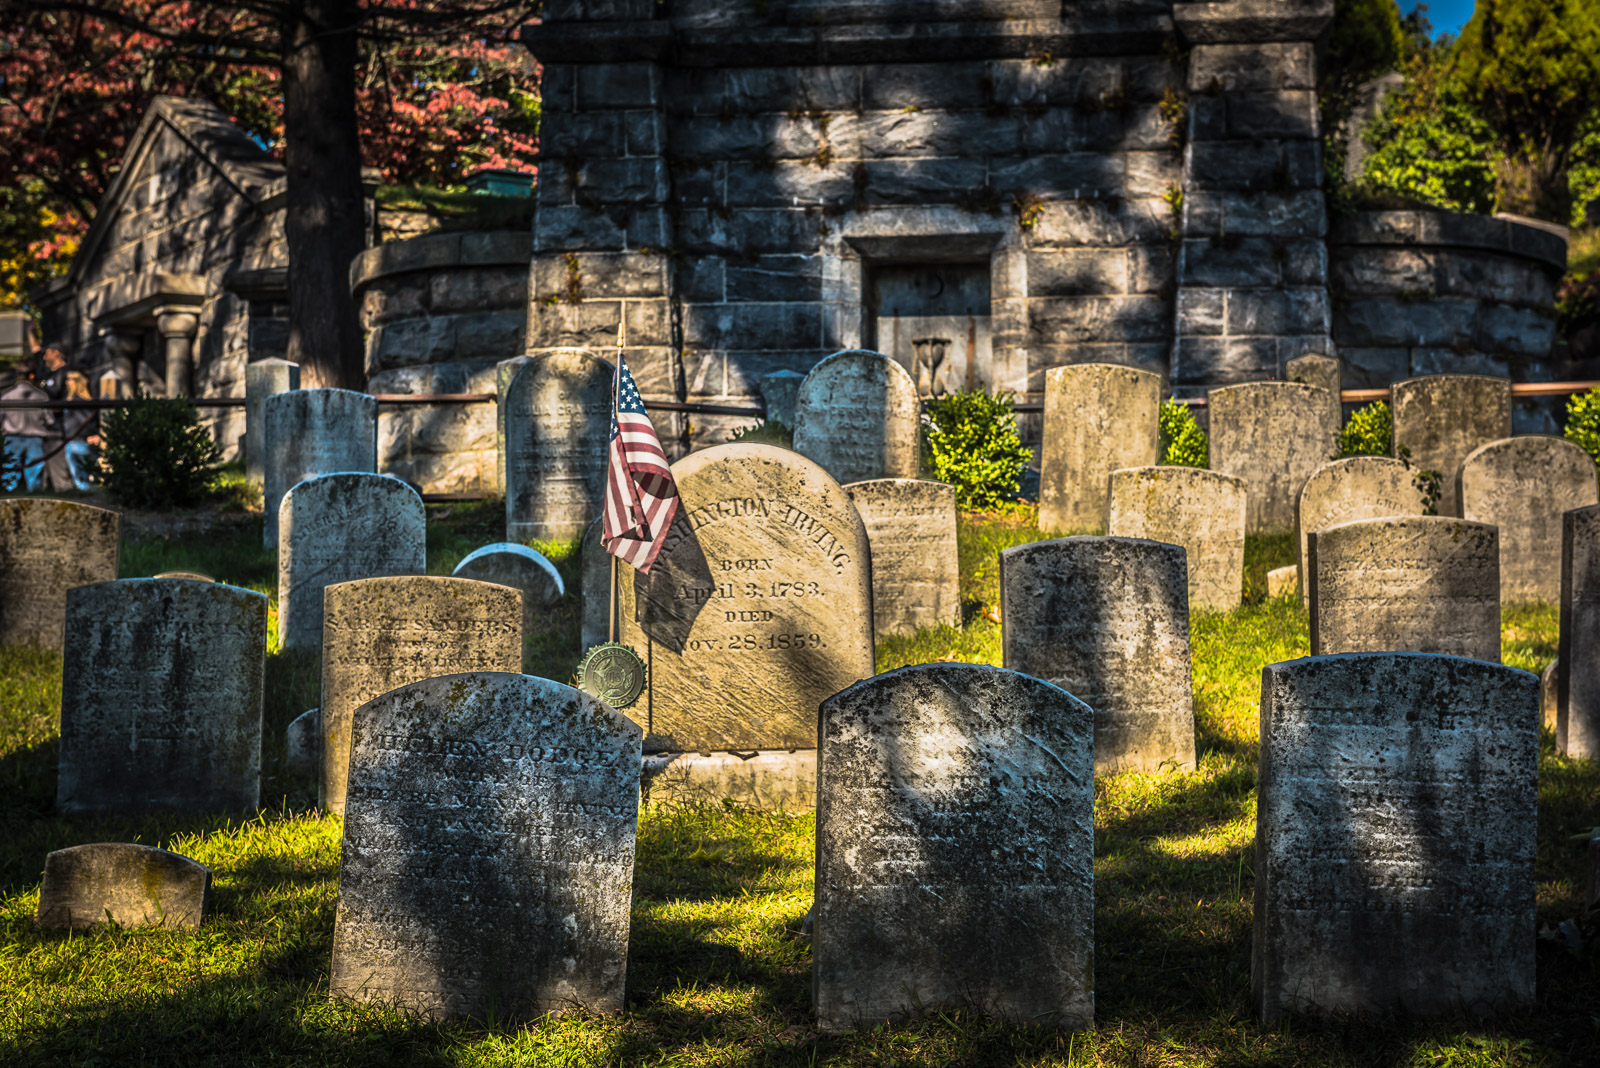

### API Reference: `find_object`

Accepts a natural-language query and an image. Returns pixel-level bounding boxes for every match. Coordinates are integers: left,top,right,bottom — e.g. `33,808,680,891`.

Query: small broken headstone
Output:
37,843,212,929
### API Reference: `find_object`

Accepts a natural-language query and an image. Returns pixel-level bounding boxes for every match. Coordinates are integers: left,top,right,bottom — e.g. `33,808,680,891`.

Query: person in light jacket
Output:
1,360,51,491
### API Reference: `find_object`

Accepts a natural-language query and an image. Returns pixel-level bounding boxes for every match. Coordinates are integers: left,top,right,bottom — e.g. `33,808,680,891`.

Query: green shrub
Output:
922,390,1031,510
1565,385,1600,467
1158,399,1208,467
93,390,223,509
1337,400,1393,458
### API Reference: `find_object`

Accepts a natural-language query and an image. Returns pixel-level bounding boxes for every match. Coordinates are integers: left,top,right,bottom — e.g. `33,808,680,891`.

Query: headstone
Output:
320,576,523,814
1285,353,1341,399
1000,537,1195,773
262,388,377,547
814,663,1094,1032
495,354,534,493
286,707,321,778
277,472,426,650
1254,652,1537,1022
1539,661,1557,733
760,368,806,428
791,350,920,484
580,517,610,652
1559,505,1600,759
843,478,959,636
37,843,212,929
451,542,564,640
1391,374,1512,518
1459,436,1598,604
330,672,642,1020
57,578,267,813
503,350,613,542
1105,465,1245,612
0,498,120,652
1210,381,1339,535
153,570,214,582
1267,565,1297,598
1038,363,1161,534
1296,456,1429,599
620,443,874,752
1308,516,1500,661
244,357,299,488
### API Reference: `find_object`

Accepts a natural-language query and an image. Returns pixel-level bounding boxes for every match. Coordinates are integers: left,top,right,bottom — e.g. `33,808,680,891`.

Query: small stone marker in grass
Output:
1390,374,1511,518
37,843,212,929
330,672,642,1021
1459,436,1598,604
0,498,119,652
1295,456,1428,600
1209,381,1339,536
262,388,377,547
1106,465,1245,611
58,578,267,813
451,542,565,641
1000,536,1195,774
1038,363,1160,535
814,663,1094,1032
791,350,920,484
1254,652,1537,1022
320,576,522,814
843,478,959,636
503,350,613,542
1266,565,1297,598
1559,505,1600,759
1308,516,1500,661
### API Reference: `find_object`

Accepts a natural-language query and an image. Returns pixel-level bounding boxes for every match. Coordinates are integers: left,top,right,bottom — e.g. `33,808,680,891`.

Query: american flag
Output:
602,356,679,573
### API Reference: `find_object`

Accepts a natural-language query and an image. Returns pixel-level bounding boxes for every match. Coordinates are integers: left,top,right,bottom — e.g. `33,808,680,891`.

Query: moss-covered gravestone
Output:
37,843,212,929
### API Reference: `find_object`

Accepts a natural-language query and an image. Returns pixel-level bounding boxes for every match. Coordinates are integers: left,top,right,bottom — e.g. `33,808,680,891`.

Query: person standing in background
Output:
60,371,98,491
1,359,51,491
35,349,73,492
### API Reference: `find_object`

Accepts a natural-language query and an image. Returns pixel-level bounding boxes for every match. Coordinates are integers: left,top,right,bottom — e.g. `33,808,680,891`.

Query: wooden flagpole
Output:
608,318,625,645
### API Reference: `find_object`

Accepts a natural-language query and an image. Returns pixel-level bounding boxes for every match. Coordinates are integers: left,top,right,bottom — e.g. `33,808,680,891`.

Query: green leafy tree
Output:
1358,48,1498,214
1336,400,1394,458
93,391,223,508
1158,399,1208,468
1322,0,1407,195
1565,386,1600,468
922,390,1031,510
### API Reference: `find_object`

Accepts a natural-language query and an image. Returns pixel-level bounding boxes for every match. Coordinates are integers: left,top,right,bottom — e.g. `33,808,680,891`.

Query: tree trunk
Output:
281,0,365,389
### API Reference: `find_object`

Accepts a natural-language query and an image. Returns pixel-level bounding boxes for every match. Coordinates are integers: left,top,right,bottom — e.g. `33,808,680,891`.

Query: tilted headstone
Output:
814,663,1094,1032
495,354,534,494
1460,436,1598,604
0,498,120,652
1296,456,1429,599
1000,537,1195,773
37,843,212,929
1559,505,1600,759
1308,516,1500,661
503,350,613,542
286,707,321,779
1106,466,1245,612
843,478,959,636
760,368,806,428
580,517,609,652
330,672,642,1021
1209,381,1339,535
57,578,267,813
620,443,874,752
320,576,523,814
791,350,919,485
1391,374,1512,518
277,472,426,651
1038,363,1160,534
1285,353,1341,432
1254,652,1537,1022
262,388,377,547
451,542,564,641
244,357,299,488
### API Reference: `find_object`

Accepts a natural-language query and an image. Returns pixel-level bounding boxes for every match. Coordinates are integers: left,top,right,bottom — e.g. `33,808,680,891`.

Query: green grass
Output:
1,506,1598,1065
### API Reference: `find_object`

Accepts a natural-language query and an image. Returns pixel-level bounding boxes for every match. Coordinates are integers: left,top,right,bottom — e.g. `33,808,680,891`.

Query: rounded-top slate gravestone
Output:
37,843,211,929
57,578,268,814
1559,506,1600,759
791,350,919,485
1295,456,1429,600
1209,381,1339,535
1038,363,1160,534
1390,374,1512,518
503,349,614,542
842,478,959,636
1254,652,1537,1022
814,663,1094,1033
1459,435,1598,604
261,388,377,547
330,672,643,1022
619,442,874,752
1105,465,1245,612
451,541,565,641
277,472,426,651
0,498,120,652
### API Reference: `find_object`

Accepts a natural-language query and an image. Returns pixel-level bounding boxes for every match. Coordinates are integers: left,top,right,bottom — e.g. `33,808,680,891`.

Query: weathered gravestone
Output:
1038,363,1160,534
1267,565,1298,598
580,517,610,652
503,350,613,542
58,578,267,813
277,472,426,650
1285,353,1342,435
320,576,523,814
244,357,299,487
495,354,533,493
1308,516,1500,661
1254,652,1537,1022
37,843,212,929
1106,466,1245,612
286,707,320,778
814,663,1094,1032
0,498,119,652
760,368,805,428
262,388,377,547
1000,537,1195,773
1559,505,1600,759
1210,381,1339,535
791,350,919,485
1296,456,1429,599
1391,374,1512,518
452,542,564,644
620,443,874,751
1460,436,1597,604
843,479,959,636
330,672,642,1021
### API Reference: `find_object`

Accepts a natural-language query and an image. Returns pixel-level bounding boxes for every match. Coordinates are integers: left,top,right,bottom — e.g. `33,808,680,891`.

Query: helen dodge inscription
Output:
330,672,643,1021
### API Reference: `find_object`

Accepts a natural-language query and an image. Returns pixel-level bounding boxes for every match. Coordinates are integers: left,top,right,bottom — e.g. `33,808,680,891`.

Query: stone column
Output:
157,310,200,398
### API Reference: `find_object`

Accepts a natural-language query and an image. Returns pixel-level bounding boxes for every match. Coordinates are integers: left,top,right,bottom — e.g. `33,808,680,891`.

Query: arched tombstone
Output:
37,843,211,929
1459,436,1598,604
503,350,613,542
0,498,120,652
1295,456,1429,600
452,542,565,642
330,672,642,1021
1038,363,1160,534
1254,652,1537,1022
276,472,426,650
261,388,377,547
843,478,959,636
1106,466,1245,612
814,663,1094,1033
1390,374,1511,518
791,350,920,484
1209,381,1339,535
